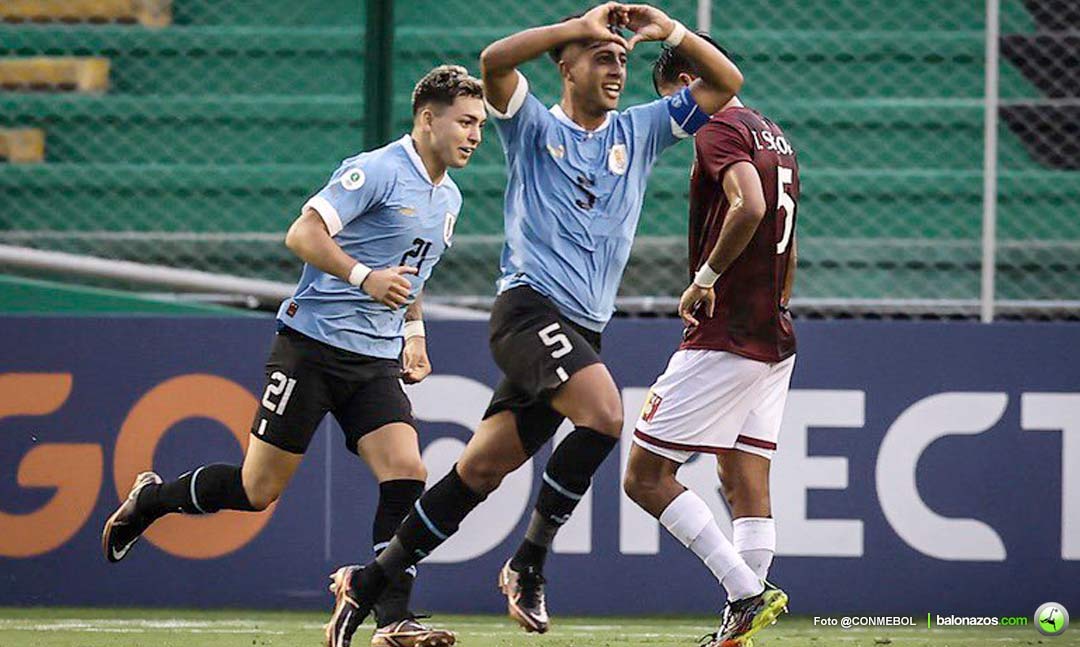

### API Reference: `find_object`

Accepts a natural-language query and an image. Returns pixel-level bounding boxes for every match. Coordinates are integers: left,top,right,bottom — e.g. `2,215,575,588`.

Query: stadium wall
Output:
1,317,1077,616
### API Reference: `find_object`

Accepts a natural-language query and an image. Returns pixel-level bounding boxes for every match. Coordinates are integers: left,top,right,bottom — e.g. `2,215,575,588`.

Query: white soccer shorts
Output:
633,349,795,462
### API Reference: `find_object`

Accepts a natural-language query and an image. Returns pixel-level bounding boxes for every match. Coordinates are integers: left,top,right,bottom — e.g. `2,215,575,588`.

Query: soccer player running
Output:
101,65,485,647
623,36,799,646
323,4,744,645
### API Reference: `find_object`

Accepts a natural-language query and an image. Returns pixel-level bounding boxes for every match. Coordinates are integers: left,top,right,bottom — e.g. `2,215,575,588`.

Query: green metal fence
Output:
1,0,1077,318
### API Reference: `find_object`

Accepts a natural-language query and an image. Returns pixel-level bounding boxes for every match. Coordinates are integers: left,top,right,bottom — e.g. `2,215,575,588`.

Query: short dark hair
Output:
652,32,731,95
548,13,584,63
547,12,623,63
411,65,484,116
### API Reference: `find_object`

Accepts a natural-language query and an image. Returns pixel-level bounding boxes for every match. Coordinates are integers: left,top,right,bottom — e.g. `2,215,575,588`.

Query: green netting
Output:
0,0,1077,315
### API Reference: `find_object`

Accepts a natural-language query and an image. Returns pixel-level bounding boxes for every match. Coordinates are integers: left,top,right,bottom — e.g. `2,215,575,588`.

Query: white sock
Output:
733,517,776,581
659,490,762,601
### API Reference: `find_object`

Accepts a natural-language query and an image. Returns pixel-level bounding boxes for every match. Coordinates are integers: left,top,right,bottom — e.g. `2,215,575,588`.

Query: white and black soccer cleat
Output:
101,471,162,563
706,583,789,647
327,565,387,647
327,566,365,647
370,615,456,647
497,560,549,633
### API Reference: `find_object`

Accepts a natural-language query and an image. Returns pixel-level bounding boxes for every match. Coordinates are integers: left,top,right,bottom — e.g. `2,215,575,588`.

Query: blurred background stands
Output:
0,0,1076,319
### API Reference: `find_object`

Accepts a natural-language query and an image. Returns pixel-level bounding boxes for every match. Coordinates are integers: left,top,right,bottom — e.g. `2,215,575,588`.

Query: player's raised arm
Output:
623,4,742,114
479,2,628,112
285,209,417,309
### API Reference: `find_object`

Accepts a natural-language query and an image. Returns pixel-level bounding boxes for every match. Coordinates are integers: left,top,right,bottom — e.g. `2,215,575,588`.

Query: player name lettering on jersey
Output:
749,129,794,156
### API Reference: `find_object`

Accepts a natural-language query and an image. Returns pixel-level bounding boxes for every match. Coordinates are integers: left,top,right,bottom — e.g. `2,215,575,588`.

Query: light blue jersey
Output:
277,135,462,359
487,72,709,331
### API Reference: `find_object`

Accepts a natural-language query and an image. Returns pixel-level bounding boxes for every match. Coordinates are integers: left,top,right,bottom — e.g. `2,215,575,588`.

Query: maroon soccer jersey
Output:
680,106,800,362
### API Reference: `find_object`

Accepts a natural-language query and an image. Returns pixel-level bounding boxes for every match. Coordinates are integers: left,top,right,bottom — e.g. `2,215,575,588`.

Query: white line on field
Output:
0,626,285,635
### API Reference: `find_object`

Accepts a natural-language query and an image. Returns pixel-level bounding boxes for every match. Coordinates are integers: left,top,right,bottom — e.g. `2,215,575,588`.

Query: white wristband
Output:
664,20,687,48
404,320,426,340
693,263,720,288
347,262,372,288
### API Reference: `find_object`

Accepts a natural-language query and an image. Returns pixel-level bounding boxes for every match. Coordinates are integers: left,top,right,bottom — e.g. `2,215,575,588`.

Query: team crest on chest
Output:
608,143,628,175
443,211,457,246
547,143,565,159
340,167,366,191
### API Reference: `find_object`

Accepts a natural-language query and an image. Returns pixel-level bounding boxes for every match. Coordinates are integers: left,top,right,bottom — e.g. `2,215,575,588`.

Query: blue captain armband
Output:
667,86,710,138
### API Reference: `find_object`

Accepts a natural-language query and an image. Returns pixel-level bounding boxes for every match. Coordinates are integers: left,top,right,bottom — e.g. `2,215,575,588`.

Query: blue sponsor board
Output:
0,317,1077,616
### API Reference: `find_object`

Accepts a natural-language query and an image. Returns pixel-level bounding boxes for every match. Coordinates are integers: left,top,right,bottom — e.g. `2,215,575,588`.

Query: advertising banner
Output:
1,317,1077,615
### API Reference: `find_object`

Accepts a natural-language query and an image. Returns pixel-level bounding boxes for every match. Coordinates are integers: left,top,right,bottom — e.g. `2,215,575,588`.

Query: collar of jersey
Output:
398,134,448,187
548,104,616,133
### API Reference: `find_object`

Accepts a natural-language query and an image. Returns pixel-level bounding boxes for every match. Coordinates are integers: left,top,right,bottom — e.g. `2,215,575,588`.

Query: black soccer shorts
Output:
249,325,416,455
483,286,603,456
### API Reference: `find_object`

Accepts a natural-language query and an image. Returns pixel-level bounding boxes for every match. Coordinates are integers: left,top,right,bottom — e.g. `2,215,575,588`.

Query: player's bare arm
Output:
479,2,628,112
709,161,768,273
405,290,423,324
285,208,417,309
781,237,797,308
678,161,766,327
401,293,431,384
623,4,742,113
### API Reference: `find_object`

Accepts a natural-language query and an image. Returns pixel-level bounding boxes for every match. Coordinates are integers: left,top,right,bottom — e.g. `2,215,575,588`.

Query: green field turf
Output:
1,608,1075,647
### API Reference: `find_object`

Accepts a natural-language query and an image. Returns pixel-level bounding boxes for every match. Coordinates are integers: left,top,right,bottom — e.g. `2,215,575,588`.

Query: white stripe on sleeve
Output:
304,195,343,237
484,70,529,120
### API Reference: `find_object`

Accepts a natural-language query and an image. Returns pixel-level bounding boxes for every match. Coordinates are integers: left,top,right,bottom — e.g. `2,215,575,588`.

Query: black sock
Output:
352,560,390,600
376,465,485,575
373,479,426,549
372,479,424,627
511,535,549,572
511,426,617,570
136,464,255,520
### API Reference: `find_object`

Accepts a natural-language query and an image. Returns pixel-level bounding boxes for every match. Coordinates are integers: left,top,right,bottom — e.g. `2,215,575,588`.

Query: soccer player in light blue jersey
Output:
102,65,484,647
323,5,745,645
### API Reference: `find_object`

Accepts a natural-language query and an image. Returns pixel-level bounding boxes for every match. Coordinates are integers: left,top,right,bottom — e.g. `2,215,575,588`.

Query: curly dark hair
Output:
651,32,731,95
411,65,484,115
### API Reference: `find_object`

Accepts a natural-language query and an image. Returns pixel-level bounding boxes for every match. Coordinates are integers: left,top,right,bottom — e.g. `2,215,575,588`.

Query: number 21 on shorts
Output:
261,371,297,415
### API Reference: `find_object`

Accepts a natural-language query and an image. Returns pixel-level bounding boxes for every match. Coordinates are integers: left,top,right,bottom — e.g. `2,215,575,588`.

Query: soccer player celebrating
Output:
322,4,743,645
623,36,799,646
101,65,485,647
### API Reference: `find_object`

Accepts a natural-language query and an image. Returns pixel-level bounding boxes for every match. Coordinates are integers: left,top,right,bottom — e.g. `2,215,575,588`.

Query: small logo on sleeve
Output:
340,167,366,191
608,143,628,175
286,301,298,317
